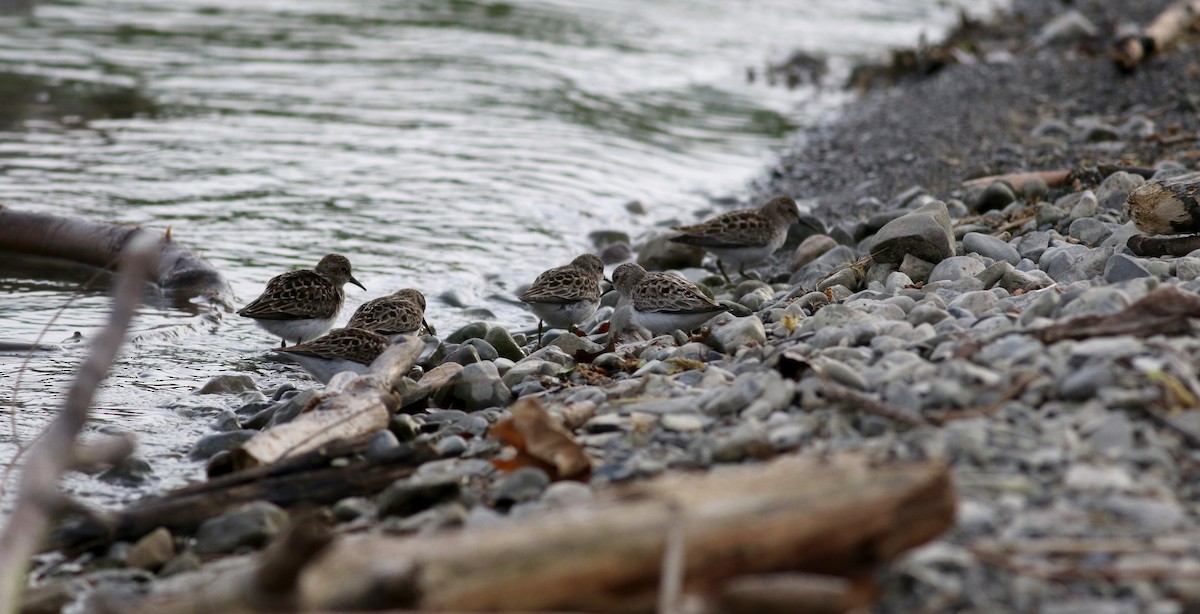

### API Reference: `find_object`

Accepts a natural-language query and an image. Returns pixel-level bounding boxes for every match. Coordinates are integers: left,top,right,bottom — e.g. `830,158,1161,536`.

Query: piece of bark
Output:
490,397,592,480
1126,233,1200,257
0,207,231,308
1111,0,1200,72
233,337,423,469
1034,286,1200,344
296,454,948,612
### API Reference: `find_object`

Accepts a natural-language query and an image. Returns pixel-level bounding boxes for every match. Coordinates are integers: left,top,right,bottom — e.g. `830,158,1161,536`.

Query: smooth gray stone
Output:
791,234,838,269
195,374,257,395
433,361,511,410
445,322,488,344
463,338,499,362
376,475,461,518
1035,203,1066,227
98,456,153,486
928,256,986,283
636,232,704,270
1014,230,1051,261
1096,171,1146,211
868,200,955,264
189,430,257,460
1068,217,1113,246
899,253,935,283
707,315,766,353
492,467,551,507
972,181,1016,212
963,232,1020,265
444,344,481,366
483,327,525,362
1066,190,1099,221
1103,254,1152,284
193,501,288,554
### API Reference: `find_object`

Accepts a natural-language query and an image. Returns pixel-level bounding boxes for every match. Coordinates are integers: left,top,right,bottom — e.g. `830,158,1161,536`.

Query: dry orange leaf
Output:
490,397,591,481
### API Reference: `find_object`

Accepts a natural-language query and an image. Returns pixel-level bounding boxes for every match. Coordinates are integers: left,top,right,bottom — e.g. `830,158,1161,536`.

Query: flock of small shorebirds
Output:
237,196,804,384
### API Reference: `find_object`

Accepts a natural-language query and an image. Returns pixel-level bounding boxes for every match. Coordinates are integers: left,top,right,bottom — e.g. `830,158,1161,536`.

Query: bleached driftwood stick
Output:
0,232,158,613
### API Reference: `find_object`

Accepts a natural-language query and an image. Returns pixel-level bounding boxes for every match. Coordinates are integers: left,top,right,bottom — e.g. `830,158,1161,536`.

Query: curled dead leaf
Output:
490,397,592,481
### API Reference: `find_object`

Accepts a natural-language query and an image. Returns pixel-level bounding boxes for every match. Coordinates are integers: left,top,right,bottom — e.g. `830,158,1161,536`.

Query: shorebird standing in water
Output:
238,253,365,347
347,288,434,341
276,327,388,384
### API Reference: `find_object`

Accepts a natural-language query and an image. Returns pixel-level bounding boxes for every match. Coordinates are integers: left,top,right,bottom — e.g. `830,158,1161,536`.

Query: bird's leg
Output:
536,320,545,349
716,260,733,286
738,263,748,280
280,339,287,349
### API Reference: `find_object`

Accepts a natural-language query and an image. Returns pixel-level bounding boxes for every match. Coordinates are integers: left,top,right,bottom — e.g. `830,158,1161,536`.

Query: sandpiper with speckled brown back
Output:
275,327,388,384
611,262,726,336
669,195,805,284
519,253,606,345
238,253,365,347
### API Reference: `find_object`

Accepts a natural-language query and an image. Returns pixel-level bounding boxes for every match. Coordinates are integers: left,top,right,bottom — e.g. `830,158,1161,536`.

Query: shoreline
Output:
13,0,1200,611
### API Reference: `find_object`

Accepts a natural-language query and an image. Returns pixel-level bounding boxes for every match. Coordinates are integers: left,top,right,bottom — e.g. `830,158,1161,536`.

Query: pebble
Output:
792,234,839,269
193,501,288,554
126,527,174,571
194,374,257,395
189,430,257,461
963,232,1020,265
869,200,956,264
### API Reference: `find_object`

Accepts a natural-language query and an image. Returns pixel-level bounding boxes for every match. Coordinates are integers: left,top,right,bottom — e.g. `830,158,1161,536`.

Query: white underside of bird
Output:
276,353,370,384
252,317,336,346
630,308,723,336
526,300,599,330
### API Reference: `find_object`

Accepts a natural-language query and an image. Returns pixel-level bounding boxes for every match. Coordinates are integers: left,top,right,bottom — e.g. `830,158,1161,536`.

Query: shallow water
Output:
0,0,1003,510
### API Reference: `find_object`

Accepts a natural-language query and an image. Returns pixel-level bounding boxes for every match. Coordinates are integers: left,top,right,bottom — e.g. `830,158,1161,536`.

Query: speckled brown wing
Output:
633,274,722,314
671,210,774,248
278,328,388,364
519,265,602,304
238,270,344,320
347,296,423,335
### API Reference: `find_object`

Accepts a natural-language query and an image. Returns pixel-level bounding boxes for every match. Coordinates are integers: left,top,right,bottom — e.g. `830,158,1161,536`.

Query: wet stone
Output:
388,413,420,441
98,456,153,486
332,496,375,522
445,322,488,344
1035,203,1066,227
435,434,468,456
126,527,174,571
492,467,551,508
484,326,525,362
444,344,482,366
365,429,401,460
636,232,705,270
193,501,288,554
377,475,462,518
463,338,500,362
1014,230,1051,261
195,374,257,395
1096,171,1146,211
189,429,257,461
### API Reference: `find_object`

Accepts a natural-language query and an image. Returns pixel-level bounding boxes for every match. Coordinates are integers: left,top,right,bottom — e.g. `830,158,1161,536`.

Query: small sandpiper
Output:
275,327,389,384
669,195,805,284
611,263,727,336
346,288,433,341
238,253,365,347
519,253,605,345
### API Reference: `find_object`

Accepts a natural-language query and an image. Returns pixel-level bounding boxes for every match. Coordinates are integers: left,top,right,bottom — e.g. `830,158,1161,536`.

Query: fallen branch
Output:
0,232,158,613
1127,233,1200,258
1033,286,1200,344
926,372,1040,426
0,207,231,309
131,454,955,612
234,336,424,469
817,380,929,427
1111,0,1200,72
961,169,1072,191
48,440,437,553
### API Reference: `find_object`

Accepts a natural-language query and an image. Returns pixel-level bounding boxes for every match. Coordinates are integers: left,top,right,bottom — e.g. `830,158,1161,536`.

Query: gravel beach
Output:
22,0,1200,612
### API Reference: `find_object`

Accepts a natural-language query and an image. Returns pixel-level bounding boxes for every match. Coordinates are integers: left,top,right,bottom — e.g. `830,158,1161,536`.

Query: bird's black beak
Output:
422,318,437,336
350,276,366,291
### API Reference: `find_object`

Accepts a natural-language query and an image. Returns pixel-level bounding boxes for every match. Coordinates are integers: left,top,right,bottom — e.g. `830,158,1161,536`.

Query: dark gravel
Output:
751,0,1200,225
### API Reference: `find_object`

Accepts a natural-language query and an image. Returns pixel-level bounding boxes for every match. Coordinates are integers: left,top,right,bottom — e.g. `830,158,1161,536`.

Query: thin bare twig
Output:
817,380,929,427
0,232,157,613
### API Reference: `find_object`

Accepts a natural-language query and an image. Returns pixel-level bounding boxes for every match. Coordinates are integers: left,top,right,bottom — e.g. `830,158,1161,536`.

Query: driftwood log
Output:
0,207,231,309
129,454,954,613
235,336,423,469
1111,0,1200,72
0,233,157,613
